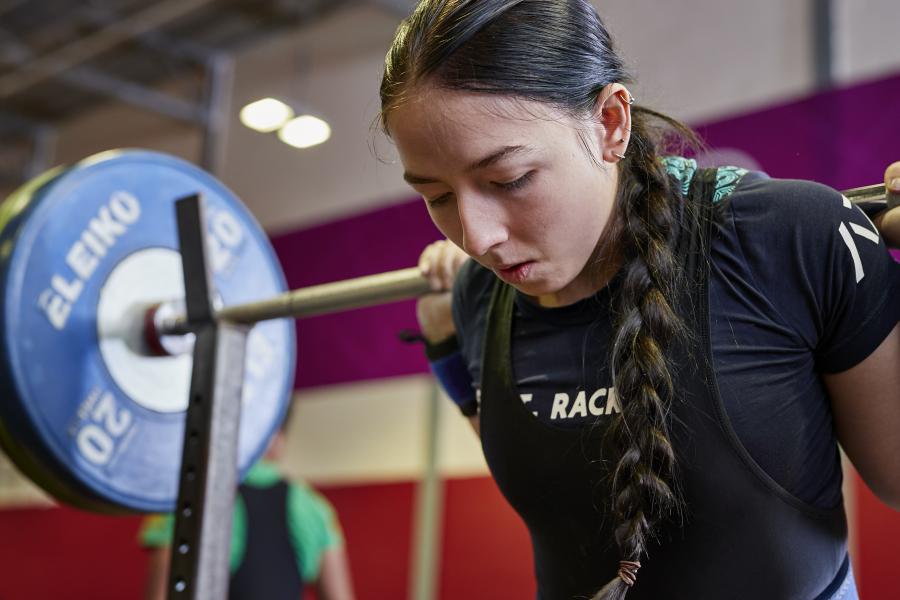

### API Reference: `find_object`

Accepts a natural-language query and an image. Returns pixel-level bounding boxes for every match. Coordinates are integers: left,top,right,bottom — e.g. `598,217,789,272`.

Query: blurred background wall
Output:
0,1,898,598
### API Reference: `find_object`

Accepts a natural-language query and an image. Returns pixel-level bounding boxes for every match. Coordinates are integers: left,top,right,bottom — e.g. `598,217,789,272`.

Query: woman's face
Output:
388,87,625,306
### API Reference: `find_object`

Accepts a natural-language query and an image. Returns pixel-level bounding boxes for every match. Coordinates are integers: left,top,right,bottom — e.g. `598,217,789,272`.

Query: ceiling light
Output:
239,98,294,133
277,115,331,149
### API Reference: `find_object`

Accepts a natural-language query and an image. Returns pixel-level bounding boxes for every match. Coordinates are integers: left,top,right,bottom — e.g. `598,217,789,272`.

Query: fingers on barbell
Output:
417,243,438,291
886,163,900,196
885,162,900,210
418,240,459,292
885,162,900,188
438,243,462,291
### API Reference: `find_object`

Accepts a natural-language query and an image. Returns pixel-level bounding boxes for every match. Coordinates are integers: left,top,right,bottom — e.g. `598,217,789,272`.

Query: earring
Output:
618,138,626,143
627,95,635,105
613,152,626,160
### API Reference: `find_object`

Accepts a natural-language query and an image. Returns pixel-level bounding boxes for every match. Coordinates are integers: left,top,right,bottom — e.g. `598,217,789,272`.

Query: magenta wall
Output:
696,72,900,190
271,199,442,389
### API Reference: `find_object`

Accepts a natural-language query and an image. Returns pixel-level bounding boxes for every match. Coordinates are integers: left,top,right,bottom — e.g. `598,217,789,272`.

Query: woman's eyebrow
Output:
466,144,535,171
403,144,535,185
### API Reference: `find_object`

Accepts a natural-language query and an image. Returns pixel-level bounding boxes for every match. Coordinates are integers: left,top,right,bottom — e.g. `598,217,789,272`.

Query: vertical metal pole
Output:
26,124,54,179
812,0,834,89
201,53,234,176
409,380,445,600
167,194,247,600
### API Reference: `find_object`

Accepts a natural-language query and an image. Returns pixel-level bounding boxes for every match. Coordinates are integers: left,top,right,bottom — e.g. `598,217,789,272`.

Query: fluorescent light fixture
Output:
239,98,294,132
278,115,331,149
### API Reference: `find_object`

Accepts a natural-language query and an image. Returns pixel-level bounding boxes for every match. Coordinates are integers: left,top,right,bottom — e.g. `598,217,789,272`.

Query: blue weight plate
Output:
0,415,123,513
0,165,120,511
0,149,296,513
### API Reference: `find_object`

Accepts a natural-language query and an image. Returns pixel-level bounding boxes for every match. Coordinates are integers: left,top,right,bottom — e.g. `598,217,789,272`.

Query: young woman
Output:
379,1,900,598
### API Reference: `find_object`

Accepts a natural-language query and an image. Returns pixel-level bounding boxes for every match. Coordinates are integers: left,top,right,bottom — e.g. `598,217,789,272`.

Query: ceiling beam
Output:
0,0,218,100
0,28,207,124
79,4,216,65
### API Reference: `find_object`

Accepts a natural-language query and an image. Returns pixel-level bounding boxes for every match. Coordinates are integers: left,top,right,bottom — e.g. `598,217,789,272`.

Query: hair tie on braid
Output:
618,560,641,586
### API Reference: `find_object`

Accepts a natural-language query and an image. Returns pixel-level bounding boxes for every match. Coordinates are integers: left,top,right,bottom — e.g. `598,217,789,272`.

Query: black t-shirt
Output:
451,172,900,509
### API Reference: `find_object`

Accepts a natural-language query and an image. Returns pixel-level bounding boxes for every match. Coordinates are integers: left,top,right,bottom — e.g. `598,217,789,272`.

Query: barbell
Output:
0,149,894,514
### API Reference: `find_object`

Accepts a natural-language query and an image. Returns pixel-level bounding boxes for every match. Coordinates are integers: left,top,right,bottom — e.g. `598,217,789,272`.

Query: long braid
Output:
591,107,693,599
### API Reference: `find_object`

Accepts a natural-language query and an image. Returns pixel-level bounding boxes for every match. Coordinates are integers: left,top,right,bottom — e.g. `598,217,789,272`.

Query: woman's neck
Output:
536,251,623,307
536,213,624,308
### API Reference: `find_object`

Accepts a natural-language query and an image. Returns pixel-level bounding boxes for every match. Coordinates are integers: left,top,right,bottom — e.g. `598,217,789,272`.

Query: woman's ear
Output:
592,83,633,164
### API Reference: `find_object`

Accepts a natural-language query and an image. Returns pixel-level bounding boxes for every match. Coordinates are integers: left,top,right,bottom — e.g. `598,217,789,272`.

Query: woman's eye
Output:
425,192,452,208
494,171,535,191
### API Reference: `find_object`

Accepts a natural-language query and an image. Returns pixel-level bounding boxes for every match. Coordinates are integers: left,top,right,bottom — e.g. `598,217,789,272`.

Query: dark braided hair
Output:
379,2,699,597
595,108,693,599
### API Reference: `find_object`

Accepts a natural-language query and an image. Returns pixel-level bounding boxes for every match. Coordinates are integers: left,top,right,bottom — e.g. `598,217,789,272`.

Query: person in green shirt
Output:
139,424,354,600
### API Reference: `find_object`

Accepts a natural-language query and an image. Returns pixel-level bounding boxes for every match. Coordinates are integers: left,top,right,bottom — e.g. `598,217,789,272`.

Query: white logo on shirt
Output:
520,393,538,417
548,388,621,421
839,195,880,283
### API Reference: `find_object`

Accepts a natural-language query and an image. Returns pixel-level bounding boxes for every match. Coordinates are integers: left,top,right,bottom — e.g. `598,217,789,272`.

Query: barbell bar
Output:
152,266,432,337
150,181,898,340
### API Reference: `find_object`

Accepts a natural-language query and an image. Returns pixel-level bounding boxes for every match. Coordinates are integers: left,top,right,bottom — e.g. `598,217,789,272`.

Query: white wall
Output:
597,0,814,122
283,375,487,485
834,0,900,81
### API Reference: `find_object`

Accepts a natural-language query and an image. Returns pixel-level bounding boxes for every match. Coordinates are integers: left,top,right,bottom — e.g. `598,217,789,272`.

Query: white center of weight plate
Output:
97,248,193,413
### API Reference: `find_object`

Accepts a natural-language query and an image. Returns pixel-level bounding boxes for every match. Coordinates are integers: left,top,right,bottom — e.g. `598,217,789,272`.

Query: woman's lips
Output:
496,261,534,284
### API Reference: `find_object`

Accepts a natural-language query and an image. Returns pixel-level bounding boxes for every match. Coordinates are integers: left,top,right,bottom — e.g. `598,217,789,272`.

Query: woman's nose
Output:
457,194,508,257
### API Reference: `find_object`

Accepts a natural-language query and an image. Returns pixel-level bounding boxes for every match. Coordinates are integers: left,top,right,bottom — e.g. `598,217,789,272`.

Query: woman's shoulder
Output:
712,170,880,278
723,171,849,228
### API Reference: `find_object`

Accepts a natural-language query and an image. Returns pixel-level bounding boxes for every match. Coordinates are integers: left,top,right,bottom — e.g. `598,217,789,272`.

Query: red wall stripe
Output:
0,474,897,598
853,474,900,598
439,476,535,599
316,481,417,600
0,505,146,600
